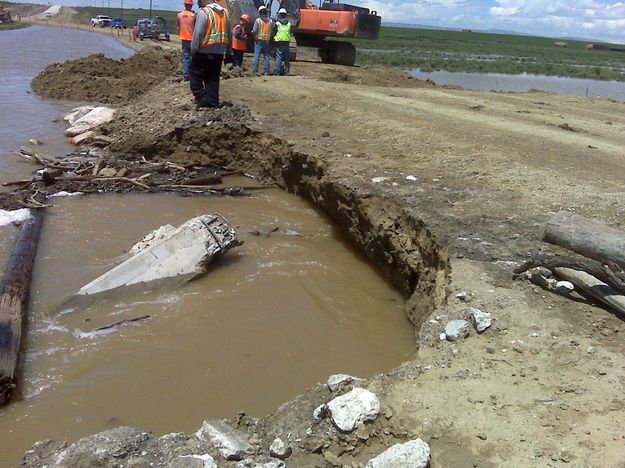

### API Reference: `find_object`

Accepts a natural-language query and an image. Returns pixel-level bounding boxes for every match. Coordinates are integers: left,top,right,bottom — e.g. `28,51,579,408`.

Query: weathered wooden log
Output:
0,209,45,406
544,211,625,268
94,314,150,332
554,267,625,319
181,175,223,186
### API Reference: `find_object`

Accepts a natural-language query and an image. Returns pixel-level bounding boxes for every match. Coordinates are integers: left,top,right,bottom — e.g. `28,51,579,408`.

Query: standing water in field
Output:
409,69,625,101
0,26,415,466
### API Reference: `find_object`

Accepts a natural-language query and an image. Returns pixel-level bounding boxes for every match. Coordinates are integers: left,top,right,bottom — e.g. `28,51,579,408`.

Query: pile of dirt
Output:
31,47,181,104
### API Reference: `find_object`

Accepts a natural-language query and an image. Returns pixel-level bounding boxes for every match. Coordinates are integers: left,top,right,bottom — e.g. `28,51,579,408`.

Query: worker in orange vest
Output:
190,0,232,108
177,0,196,81
252,5,273,75
232,13,250,68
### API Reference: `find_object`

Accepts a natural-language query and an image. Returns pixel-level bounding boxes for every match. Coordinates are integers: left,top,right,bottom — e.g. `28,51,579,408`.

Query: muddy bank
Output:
15,47,625,467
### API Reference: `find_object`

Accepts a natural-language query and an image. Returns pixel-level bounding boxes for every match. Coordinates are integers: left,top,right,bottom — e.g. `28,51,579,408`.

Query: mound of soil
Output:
31,47,181,104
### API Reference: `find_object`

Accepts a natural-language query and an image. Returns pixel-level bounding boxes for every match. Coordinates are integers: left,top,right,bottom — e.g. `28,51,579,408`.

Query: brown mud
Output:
12,47,625,467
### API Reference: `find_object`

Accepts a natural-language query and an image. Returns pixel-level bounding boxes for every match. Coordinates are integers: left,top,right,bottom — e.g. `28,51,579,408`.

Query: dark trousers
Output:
189,53,223,107
232,49,244,67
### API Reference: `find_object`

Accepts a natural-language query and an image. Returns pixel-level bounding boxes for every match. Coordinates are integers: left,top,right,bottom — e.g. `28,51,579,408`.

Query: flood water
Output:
409,68,625,100
0,26,415,465
0,25,132,185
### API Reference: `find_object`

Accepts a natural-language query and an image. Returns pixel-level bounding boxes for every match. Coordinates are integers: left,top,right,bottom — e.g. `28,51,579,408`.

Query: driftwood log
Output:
0,209,45,405
545,211,625,268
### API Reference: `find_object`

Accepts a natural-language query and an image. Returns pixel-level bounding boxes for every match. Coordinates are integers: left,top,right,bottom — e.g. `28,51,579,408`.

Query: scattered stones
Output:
365,438,431,468
326,373,365,392
555,281,575,295
195,420,254,461
445,320,471,342
169,454,217,468
269,437,291,460
468,308,493,333
326,388,380,432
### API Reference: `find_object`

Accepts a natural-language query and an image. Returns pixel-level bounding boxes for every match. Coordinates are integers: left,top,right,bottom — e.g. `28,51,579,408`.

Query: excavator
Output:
221,0,381,66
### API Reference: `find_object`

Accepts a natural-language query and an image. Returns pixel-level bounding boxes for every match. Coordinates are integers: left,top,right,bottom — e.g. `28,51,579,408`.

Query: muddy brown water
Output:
0,27,415,465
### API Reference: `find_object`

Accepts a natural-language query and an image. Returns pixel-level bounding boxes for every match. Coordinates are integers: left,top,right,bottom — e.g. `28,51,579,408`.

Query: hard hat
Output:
258,5,267,12
278,7,287,14
183,0,193,5
241,13,251,22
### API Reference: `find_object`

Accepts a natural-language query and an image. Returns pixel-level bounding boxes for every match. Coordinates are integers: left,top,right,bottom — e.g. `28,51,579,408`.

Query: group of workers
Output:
177,0,293,108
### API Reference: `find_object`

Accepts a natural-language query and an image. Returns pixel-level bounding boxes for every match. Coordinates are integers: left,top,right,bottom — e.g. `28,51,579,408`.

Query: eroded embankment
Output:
19,66,449,466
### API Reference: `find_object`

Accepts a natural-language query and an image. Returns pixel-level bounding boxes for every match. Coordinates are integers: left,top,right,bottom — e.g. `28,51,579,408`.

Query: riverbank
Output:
8,47,625,467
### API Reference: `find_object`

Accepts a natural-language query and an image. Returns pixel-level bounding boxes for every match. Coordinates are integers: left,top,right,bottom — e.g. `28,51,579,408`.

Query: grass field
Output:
0,22,29,30
353,27,625,81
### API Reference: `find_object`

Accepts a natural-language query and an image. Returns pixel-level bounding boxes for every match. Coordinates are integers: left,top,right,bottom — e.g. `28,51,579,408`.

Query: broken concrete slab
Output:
195,419,254,461
63,106,95,126
65,107,115,137
365,438,431,468
0,208,31,227
326,388,380,433
75,214,239,298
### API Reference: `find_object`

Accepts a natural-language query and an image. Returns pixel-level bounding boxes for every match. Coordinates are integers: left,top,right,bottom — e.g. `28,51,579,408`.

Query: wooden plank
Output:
544,211,625,268
0,209,45,406
554,267,625,319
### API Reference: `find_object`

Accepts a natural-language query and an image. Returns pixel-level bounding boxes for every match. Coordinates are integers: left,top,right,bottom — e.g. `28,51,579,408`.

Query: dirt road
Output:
19,50,625,467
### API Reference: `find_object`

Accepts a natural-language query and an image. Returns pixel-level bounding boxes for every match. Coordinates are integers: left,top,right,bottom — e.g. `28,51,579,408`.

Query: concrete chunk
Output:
445,319,471,342
75,214,238,298
468,308,492,333
196,420,254,461
327,373,365,392
366,439,431,468
65,106,115,137
169,454,217,468
326,388,380,433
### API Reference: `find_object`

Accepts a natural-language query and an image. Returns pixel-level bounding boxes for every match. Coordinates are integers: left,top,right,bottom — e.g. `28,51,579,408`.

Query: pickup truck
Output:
111,18,127,29
91,15,111,27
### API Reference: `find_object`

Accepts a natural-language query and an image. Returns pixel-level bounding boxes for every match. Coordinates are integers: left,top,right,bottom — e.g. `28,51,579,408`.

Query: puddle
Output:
408,68,625,100
0,190,415,465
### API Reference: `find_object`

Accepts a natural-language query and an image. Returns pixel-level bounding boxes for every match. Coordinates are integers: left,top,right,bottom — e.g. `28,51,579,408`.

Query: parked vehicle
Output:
136,17,170,41
45,12,52,18
111,18,127,29
91,14,111,27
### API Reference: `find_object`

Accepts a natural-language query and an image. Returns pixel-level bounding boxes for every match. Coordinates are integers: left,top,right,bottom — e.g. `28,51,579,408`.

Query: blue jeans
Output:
232,49,244,68
252,41,270,74
274,42,290,75
181,40,191,80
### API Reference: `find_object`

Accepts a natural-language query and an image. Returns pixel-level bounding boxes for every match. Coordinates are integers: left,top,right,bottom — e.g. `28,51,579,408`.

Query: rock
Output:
476,433,488,440
313,403,327,421
97,167,118,178
445,320,471,342
326,373,365,392
468,308,492,333
65,106,115,137
455,291,470,301
405,175,418,181
195,420,254,461
64,105,95,125
169,454,217,468
238,462,285,468
0,208,31,227
326,388,380,433
439,333,447,341
75,214,239,299
28,138,43,146
371,176,390,183
70,130,95,146
116,167,129,177
512,340,528,353
269,438,292,460
365,438,431,468
555,281,575,295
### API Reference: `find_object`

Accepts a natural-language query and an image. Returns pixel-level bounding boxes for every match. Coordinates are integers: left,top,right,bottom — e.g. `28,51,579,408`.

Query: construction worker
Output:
177,0,196,81
252,5,272,75
190,0,231,108
273,7,291,76
232,13,250,68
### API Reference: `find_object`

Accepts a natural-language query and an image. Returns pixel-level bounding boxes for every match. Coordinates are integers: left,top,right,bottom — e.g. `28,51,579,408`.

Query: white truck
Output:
91,14,111,27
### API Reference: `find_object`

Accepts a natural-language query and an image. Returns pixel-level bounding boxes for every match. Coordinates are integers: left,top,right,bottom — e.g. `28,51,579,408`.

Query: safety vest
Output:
232,24,246,51
200,6,229,47
177,10,195,41
256,17,272,41
274,20,291,42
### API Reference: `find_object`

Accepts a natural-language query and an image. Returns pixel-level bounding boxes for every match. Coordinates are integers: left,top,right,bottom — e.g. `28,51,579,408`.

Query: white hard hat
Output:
278,7,287,14
258,5,267,11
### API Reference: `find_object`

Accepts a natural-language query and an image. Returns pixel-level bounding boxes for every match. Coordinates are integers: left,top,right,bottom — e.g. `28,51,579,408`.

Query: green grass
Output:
0,22,29,30
73,6,179,33
352,26,625,81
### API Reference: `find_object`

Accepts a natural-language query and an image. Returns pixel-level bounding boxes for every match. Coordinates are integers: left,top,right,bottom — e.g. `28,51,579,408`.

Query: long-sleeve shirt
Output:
190,3,232,56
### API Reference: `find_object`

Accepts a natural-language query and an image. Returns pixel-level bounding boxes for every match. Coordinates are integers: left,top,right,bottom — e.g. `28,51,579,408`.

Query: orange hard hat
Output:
183,0,193,5
240,13,250,22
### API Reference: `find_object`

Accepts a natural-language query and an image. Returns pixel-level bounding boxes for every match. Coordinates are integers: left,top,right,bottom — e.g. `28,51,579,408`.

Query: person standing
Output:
177,0,196,81
273,7,291,76
232,13,250,68
190,0,231,108
252,5,272,75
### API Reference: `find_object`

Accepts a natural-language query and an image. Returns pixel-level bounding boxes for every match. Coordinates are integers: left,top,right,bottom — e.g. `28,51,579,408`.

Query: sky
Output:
18,0,625,42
